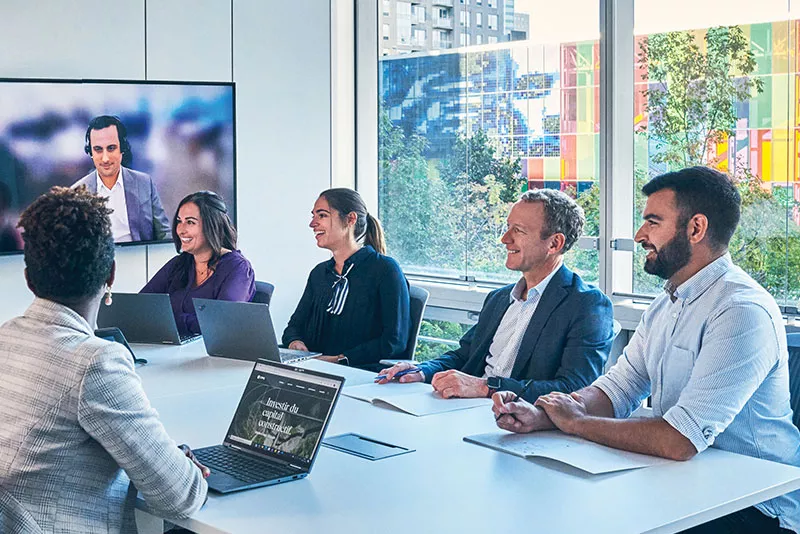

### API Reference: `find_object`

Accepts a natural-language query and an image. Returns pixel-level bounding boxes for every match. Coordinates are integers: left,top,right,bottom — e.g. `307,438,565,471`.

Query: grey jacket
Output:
0,299,207,533
73,166,171,242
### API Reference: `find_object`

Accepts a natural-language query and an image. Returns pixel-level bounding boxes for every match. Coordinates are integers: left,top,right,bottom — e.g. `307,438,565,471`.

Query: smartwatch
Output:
486,376,502,397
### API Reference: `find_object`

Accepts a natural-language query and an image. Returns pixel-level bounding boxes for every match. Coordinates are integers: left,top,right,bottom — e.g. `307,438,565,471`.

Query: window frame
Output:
356,0,800,327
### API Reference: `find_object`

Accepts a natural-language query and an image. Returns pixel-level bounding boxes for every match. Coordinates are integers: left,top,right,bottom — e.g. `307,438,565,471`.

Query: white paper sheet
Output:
464,430,673,474
342,382,491,416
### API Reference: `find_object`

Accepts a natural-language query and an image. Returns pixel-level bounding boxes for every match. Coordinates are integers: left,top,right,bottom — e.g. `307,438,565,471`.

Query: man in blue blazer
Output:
72,115,170,242
378,189,615,402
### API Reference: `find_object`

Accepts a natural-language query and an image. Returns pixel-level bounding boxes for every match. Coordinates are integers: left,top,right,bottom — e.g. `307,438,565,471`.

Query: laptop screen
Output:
224,360,343,469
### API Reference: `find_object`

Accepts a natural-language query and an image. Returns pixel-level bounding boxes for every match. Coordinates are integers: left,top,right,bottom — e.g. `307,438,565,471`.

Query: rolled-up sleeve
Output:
592,319,652,419
662,303,779,453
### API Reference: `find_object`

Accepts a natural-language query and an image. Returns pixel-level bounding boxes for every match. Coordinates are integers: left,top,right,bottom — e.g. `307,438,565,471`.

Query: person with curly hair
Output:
141,190,255,336
0,186,209,533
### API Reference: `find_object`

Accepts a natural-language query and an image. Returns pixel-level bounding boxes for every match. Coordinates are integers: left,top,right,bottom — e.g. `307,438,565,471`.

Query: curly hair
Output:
18,186,115,305
519,188,585,253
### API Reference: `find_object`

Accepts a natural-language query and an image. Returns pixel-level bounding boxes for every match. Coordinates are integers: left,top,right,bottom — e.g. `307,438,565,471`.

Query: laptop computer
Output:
193,359,345,493
194,298,320,363
97,293,201,345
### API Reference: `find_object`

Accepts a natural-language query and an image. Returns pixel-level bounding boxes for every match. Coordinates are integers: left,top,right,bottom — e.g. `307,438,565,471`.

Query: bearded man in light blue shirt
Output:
493,166,800,533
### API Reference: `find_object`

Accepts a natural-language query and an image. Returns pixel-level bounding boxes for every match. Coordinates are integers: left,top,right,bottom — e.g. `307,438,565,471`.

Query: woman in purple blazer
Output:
141,191,255,336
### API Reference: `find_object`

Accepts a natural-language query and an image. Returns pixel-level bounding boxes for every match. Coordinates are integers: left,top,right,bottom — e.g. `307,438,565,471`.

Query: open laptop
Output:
97,293,201,345
194,298,319,363
193,359,344,493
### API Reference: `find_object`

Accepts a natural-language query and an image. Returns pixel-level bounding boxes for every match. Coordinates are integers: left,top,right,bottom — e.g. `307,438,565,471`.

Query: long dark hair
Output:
319,188,386,255
172,191,236,279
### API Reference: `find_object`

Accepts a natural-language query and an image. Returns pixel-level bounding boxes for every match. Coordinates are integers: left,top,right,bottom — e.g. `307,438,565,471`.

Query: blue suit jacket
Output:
73,167,170,242
417,264,614,402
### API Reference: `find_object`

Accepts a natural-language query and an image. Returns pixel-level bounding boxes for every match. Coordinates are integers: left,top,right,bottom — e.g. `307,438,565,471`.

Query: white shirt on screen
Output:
96,170,132,242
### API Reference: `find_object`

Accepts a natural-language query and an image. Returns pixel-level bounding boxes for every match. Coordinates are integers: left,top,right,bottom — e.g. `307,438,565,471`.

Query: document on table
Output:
464,430,673,474
342,382,491,416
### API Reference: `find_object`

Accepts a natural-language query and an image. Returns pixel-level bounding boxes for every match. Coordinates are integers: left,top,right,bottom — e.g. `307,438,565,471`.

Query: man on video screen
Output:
72,115,170,243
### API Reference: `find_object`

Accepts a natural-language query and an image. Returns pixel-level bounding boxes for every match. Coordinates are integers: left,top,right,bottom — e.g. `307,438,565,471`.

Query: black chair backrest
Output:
786,333,800,432
252,281,275,305
402,285,430,360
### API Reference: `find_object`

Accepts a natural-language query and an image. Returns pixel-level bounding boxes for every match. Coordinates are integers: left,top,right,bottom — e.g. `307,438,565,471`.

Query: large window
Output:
377,0,601,285
371,0,800,310
630,1,800,305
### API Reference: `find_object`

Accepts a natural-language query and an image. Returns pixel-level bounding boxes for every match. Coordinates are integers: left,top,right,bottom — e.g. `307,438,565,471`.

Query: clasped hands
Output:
492,390,589,434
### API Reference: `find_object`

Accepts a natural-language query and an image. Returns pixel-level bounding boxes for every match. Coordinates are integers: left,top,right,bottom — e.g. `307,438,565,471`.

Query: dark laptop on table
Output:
194,359,344,493
194,298,320,363
97,292,201,345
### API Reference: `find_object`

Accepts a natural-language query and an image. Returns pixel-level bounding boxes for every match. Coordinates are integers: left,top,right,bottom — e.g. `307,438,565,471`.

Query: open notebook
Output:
342,382,491,416
464,430,672,474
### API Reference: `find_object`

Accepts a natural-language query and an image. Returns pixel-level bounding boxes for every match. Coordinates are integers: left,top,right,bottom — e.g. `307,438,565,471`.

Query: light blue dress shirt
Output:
484,266,559,378
594,254,800,531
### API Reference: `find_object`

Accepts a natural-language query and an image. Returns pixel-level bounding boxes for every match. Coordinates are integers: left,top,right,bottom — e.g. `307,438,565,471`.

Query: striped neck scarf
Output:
326,263,355,315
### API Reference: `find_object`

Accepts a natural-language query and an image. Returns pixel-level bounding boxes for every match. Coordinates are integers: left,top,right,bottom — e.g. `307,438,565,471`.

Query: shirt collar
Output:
96,168,124,193
510,264,560,303
325,245,375,273
666,253,733,303
24,297,94,335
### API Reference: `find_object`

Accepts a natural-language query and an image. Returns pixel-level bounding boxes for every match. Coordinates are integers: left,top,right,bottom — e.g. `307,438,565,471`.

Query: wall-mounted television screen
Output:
0,78,235,255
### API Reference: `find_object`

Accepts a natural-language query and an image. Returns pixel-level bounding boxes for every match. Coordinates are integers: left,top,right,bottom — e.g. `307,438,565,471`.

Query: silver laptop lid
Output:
223,359,345,471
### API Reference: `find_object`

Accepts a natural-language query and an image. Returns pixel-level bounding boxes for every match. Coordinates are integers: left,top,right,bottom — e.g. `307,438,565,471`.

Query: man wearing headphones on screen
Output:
72,115,170,243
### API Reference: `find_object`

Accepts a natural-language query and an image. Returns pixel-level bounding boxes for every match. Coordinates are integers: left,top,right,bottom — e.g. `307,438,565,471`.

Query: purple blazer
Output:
72,167,171,242
140,250,256,335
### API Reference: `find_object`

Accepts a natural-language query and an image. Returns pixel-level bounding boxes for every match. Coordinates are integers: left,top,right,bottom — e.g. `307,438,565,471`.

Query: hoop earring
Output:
104,285,113,306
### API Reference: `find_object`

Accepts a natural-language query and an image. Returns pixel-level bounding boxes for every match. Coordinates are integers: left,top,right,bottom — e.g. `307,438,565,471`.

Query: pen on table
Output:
494,379,533,422
374,367,421,382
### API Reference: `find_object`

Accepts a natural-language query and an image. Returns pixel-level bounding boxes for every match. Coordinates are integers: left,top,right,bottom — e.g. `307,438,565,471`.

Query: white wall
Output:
0,0,332,332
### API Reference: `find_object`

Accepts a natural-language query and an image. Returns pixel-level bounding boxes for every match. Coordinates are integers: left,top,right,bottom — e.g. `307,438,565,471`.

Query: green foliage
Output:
379,106,524,280
378,110,461,271
634,24,800,304
562,184,600,285
639,26,763,168
413,319,471,362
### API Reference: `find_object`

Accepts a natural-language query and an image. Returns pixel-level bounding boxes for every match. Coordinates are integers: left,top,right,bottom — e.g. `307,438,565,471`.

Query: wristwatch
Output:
486,376,502,398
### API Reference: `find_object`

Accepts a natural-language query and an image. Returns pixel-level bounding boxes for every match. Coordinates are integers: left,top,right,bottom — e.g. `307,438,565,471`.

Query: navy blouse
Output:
282,246,411,370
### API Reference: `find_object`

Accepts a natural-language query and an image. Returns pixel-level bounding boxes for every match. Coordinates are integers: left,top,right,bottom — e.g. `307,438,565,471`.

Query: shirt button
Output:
672,313,678,318
702,427,714,439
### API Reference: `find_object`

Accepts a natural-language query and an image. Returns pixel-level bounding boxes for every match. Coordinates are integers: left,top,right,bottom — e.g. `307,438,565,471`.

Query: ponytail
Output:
364,213,386,255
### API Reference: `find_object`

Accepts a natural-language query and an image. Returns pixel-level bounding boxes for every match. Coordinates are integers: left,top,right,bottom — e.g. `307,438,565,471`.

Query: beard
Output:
643,231,692,280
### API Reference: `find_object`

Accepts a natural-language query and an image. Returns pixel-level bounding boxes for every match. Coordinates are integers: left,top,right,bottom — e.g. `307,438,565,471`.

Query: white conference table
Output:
132,341,800,534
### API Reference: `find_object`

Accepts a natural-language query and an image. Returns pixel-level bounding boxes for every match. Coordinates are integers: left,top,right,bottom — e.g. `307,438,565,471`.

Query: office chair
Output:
252,281,275,305
603,319,625,373
786,333,800,431
380,284,430,366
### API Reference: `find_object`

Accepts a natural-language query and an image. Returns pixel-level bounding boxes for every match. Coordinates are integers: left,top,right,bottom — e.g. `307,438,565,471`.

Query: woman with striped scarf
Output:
282,188,411,372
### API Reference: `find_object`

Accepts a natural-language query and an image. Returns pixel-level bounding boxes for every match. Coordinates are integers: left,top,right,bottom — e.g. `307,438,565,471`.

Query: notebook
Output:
194,298,320,363
342,382,491,416
193,359,344,493
97,292,201,345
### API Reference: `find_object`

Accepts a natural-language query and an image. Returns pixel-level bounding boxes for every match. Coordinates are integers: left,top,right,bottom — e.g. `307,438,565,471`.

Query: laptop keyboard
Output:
194,446,296,485
179,333,201,344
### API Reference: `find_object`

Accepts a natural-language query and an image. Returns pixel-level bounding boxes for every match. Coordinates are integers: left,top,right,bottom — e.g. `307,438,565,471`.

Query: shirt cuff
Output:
662,405,713,453
592,375,632,419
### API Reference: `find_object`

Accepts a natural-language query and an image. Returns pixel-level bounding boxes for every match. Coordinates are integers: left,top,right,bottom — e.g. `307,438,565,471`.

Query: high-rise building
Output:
380,0,523,57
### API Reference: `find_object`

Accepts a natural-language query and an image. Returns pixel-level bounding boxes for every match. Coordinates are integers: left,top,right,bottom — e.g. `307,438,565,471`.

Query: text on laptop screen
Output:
226,363,341,467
